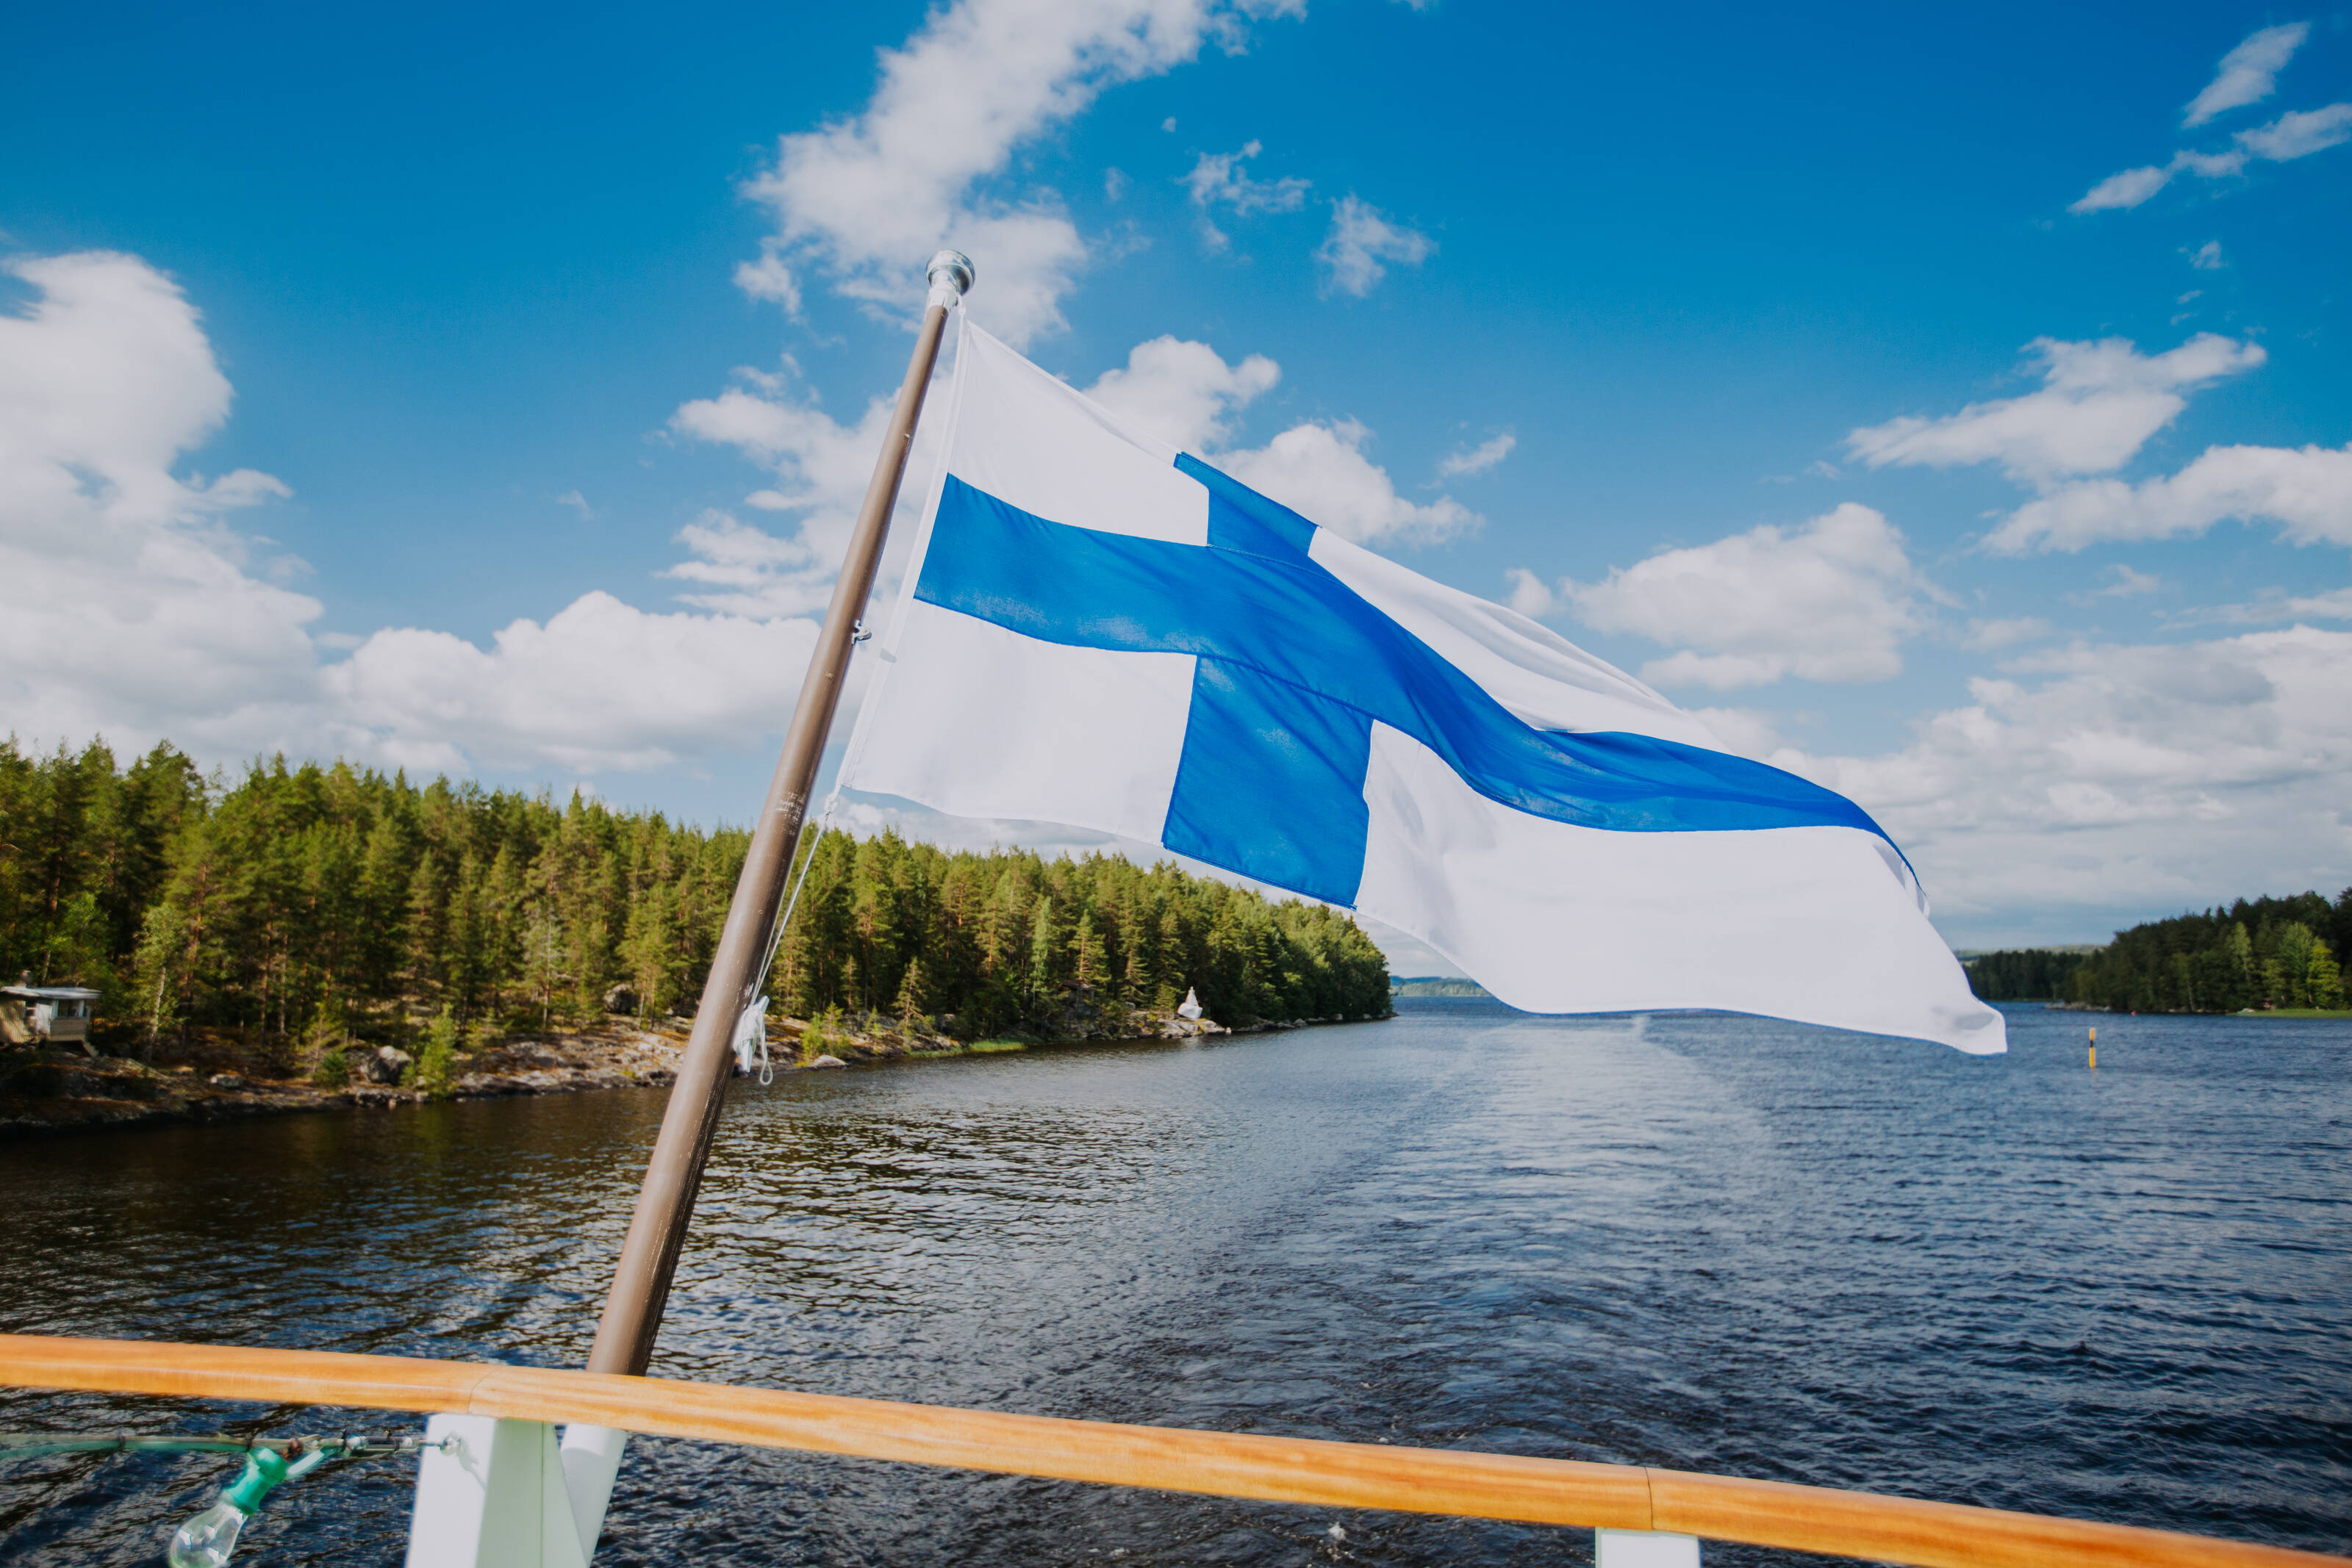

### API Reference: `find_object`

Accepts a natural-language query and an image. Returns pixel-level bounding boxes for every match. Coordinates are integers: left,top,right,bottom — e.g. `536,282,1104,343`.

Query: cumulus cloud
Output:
1060,334,1473,544
1316,195,1433,298
1770,628,2352,932
2184,21,2309,126
326,595,817,775
1850,330,2351,561
733,243,803,312
667,367,942,616
1438,432,1515,478
1218,418,1477,544
0,251,320,754
1181,140,1310,248
739,0,1296,345
1543,503,1935,691
1846,334,2264,484
1962,616,2053,651
1985,439,2352,553
2070,97,2352,213
1082,334,1280,450
0,249,828,780
1502,566,1556,619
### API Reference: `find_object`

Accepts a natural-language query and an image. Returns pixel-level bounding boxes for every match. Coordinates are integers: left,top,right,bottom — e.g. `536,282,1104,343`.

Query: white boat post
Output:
1596,1528,1702,1568
403,249,972,1567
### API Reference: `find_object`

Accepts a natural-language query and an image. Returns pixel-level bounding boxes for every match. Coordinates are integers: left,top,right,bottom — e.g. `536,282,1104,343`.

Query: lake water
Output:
1,1000,2346,1564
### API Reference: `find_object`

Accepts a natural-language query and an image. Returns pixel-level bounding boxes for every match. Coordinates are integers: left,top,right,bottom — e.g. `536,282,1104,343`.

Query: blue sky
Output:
4,0,2347,957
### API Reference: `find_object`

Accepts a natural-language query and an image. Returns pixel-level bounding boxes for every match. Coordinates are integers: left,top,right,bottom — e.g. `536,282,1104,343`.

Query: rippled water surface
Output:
1,1001,2347,1564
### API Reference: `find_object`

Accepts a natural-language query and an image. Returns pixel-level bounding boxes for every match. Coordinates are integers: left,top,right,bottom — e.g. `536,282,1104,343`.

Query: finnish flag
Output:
842,322,2005,1054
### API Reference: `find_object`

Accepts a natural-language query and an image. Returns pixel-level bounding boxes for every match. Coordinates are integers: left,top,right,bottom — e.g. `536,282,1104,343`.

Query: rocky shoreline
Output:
0,1006,1367,1140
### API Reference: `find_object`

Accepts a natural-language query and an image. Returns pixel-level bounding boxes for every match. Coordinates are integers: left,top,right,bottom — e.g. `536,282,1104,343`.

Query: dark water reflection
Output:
1,1001,2346,1564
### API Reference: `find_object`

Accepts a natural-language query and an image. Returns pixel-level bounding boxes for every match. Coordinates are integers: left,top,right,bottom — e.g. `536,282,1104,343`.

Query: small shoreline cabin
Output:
0,985,102,1054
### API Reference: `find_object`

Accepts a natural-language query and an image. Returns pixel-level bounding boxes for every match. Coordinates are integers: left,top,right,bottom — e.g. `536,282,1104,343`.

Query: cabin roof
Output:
0,986,101,1001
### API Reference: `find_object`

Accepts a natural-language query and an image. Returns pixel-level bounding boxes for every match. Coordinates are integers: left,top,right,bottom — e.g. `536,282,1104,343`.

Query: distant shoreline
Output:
1389,977,1492,999
2035,1001,2352,1018
0,1007,1388,1141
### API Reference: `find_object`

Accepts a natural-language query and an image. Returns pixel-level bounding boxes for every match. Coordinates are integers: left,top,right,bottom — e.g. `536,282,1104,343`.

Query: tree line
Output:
0,738,1393,1050
1967,889,2352,1012
1959,948,2090,1002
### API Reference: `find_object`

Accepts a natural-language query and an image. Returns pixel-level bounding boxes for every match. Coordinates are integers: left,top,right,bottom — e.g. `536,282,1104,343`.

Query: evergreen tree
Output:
0,738,1394,1041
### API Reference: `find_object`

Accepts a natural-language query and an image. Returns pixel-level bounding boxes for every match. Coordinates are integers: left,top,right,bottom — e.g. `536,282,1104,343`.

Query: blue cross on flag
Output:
840,320,2004,1054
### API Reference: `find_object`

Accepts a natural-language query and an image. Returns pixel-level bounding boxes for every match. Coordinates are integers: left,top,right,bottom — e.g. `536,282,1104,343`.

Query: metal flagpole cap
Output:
925,249,975,309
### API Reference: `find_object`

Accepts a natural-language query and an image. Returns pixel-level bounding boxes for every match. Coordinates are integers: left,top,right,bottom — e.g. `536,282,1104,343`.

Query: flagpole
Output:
586,249,973,1379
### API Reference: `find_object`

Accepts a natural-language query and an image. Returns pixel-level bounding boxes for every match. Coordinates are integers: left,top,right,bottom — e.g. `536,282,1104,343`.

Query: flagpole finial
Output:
926,250,975,310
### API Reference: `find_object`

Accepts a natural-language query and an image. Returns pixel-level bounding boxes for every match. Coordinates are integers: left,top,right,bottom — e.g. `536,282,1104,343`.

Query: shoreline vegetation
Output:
1388,977,1492,999
1965,888,2352,1014
0,739,1392,1137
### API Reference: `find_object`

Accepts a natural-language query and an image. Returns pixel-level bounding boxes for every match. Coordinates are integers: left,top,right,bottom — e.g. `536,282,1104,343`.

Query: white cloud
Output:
1180,140,1311,237
555,489,592,519
1771,628,2352,932
2194,586,2352,624
2237,101,2352,160
2070,164,2173,213
667,370,933,616
1316,195,1434,298
1986,440,2352,553
1502,566,1556,619
1557,503,1934,691
2073,93,2351,214
733,243,803,313
326,595,817,775
1846,334,2264,485
1438,431,1515,478
0,251,320,755
2090,563,2162,598
662,508,828,618
2183,22,2309,127
2187,240,2226,270
739,0,1296,346
0,249,829,781
1216,418,1477,544
1081,334,1279,450
1962,616,2053,650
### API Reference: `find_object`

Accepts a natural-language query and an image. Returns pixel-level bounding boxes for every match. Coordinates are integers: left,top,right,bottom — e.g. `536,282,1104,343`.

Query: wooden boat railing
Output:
1,1333,2341,1568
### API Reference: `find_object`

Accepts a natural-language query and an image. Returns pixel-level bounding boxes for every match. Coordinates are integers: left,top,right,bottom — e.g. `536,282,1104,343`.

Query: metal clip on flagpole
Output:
445,249,974,1568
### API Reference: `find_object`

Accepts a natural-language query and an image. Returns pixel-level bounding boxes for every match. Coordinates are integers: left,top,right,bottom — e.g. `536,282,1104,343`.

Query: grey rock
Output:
807,1054,847,1070
602,984,639,1015
364,1046,413,1085
207,1073,245,1090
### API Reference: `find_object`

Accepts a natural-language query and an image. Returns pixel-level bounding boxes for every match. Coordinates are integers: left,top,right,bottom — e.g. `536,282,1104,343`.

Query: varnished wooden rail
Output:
0,1334,2339,1568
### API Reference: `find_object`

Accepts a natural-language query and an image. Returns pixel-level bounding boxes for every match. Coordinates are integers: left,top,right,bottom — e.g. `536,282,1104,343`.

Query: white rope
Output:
733,788,840,1083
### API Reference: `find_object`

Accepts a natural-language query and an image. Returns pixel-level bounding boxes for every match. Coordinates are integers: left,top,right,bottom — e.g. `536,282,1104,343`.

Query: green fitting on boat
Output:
220,1448,290,1514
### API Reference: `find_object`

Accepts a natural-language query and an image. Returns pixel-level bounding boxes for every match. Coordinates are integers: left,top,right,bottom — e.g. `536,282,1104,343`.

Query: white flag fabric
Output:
842,320,2005,1054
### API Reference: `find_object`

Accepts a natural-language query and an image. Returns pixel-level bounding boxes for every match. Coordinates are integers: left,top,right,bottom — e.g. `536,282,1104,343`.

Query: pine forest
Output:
1967,890,2351,1011
0,738,1394,1053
